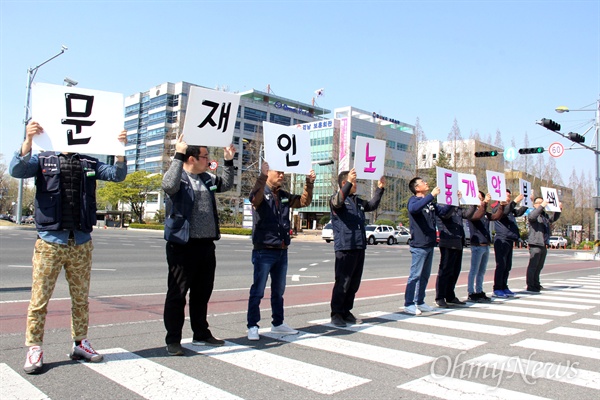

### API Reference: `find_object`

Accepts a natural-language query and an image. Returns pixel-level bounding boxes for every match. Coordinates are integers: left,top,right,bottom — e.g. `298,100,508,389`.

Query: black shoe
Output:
539,285,545,291
435,299,449,308
166,343,184,356
192,336,225,347
479,292,492,302
467,293,482,303
447,297,467,306
331,314,347,327
525,287,541,293
343,312,362,325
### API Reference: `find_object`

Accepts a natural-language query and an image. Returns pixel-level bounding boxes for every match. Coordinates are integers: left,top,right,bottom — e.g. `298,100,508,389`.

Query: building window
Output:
270,113,291,126
422,154,426,160
244,123,257,133
433,154,437,159
244,107,267,122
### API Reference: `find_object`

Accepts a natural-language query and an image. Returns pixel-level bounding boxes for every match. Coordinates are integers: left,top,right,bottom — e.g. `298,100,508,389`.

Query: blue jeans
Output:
404,247,434,306
468,245,489,294
247,249,288,328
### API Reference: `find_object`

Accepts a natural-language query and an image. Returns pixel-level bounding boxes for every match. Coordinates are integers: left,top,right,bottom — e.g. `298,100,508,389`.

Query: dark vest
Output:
34,152,98,233
164,172,220,244
252,185,291,248
330,194,368,251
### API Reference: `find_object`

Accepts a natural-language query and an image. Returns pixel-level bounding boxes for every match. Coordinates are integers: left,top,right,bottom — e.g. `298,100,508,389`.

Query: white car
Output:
321,223,334,243
365,225,396,245
549,236,568,249
395,228,411,245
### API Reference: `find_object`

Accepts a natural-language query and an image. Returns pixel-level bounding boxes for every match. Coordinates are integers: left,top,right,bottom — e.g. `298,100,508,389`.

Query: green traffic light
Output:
490,150,498,156
536,147,543,153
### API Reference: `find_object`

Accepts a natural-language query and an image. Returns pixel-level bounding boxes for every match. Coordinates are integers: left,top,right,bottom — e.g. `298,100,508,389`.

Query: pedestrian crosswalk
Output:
1,274,599,399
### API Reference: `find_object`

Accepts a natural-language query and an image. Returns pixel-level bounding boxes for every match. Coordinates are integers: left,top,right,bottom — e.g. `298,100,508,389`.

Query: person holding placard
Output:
434,192,476,308
526,194,561,293
329,168,385,327
162,135,235,356
246,162,315,341
466,191,504,302
404,177,446,315
491,189,527,298
10,121,127,374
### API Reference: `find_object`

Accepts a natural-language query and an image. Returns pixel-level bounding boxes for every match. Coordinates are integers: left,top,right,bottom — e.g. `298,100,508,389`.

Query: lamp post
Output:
15,45,68,225
555,99,600,241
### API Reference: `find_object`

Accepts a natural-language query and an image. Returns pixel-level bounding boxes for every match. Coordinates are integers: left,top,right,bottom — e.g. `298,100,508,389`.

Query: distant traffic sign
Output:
503,147,518,162
548,142,564,158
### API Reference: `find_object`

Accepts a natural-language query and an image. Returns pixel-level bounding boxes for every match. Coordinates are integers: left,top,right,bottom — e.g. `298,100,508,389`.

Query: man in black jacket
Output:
434,193,476,308
492,189,526,298
329,168,385,327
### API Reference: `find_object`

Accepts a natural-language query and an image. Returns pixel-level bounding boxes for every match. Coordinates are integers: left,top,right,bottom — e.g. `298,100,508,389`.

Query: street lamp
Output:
555,99,600,241
15,45,68,225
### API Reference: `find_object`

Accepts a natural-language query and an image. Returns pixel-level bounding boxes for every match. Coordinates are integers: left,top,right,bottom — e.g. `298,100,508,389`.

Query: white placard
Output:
541,186,561,212
262,122,311,173
519,179,532,208
181,86,240,147
436,167,459,206
31,83,125,155
353,136,385,180
486,170,507,201
458,173,480,205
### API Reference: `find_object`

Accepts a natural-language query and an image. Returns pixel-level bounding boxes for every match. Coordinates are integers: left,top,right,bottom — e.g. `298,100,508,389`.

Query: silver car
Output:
321,223,334,243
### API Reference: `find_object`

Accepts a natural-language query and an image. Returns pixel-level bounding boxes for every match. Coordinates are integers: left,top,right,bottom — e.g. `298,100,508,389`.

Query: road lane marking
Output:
80,348,241,399
512,338,600,360
182,340,370,394
548,326,600,340
0,363,50,400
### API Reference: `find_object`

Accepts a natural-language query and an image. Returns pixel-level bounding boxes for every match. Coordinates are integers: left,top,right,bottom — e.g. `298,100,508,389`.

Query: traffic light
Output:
568,132,585,143
538,118,561,132
474,150,498,157
518,147,545,154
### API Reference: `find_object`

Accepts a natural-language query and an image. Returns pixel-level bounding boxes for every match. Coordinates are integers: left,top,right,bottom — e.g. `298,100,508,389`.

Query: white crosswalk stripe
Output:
79,348,242,399
506,298,594,309
365,310,524,335
0,363,50,400
398,375,551,399
540,290,600,299
434,309,553,325
181,340,370,394
467,302,575,316
258,329,435,368
308,318,486,350
548,326,600,340
463,354,600,390
573,318,600,327
512,338,600,360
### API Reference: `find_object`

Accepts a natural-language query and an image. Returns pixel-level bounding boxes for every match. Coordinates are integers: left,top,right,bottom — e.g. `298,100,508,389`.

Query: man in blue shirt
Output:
404,177,444,315
10,121,127,374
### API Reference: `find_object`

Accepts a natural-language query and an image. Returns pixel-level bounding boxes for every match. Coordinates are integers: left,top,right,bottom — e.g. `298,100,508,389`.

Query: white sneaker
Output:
69,339,103,362
270,322,298,334
417,303,434,312
247,326,259,341
24,346,43,374
403,305,422,315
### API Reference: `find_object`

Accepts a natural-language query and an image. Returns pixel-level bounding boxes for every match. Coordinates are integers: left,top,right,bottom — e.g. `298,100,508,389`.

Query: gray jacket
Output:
528,206,560,246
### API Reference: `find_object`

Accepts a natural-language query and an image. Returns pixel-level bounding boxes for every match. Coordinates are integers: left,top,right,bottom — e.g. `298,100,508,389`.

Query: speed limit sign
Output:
548,142,564,158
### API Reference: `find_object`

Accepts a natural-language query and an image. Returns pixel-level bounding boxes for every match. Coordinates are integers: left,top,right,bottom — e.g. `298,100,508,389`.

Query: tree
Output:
446,118,464,171
428,148,452,188
412,117,427,176
98,171,162,223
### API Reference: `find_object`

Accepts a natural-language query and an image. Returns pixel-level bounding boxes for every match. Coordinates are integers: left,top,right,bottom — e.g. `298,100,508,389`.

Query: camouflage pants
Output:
26,238,94,346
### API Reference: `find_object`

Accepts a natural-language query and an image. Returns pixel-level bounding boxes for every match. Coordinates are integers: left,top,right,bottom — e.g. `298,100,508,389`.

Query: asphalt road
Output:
0,227,599,399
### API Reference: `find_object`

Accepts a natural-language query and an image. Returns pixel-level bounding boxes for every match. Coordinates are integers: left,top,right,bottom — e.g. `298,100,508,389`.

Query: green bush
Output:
221,227,252,236
375,219,395,227
129,223,164,230
319,215,330,225
577,240,595,250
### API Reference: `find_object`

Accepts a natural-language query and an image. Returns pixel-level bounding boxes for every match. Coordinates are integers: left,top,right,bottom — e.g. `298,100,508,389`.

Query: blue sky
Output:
1,0,598,184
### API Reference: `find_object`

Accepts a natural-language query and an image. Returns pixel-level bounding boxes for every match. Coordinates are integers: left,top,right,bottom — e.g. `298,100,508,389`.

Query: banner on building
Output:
486,170,507,202
31,83,125,155
182,86,241,147
458,172,480,205
436,167,459,206
262,122,311,173
353,136,385,180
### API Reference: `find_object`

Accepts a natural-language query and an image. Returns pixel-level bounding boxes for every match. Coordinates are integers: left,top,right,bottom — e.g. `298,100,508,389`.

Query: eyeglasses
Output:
416,180,427,186
196,155,209,160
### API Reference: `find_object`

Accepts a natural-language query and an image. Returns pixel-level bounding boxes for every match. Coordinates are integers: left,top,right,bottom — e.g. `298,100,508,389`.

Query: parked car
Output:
395,228,411,245
321,223,334,243
549,236,568,249
0,214,12,221
365,225,396,245
23,215,35,224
